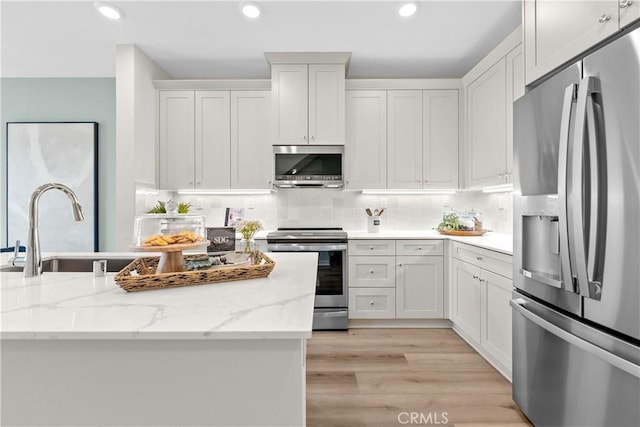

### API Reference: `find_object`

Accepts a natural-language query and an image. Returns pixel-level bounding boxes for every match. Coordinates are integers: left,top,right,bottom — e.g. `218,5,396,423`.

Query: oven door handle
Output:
268,243,347,252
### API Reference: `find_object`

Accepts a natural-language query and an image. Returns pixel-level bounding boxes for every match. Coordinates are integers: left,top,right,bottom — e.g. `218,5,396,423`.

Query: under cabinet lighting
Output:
94,2,122,20
398,2,417,17
362,189,456,195
177,189,273,195
481,184,513,193
241,3,261,18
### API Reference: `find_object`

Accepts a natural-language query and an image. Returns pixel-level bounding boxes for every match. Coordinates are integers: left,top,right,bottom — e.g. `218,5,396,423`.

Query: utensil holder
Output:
367,216,382,233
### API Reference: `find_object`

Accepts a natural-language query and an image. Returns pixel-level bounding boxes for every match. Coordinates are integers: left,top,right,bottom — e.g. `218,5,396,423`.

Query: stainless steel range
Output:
267,228,348,330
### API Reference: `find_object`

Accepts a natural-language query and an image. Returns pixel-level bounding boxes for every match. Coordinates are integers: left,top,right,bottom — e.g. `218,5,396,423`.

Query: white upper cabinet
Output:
345,90,387,189
230,91,272,189
620,0,640,28
506,45,524,179
308,65,346,145
196,91,231,189
422,90,459,188
466,58,508,188
524,0,620,85
271,63,345,145
159,90,195,190
387,90,459,189
387,90,423,189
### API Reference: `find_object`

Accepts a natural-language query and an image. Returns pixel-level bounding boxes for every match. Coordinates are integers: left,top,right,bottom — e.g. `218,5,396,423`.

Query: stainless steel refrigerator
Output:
513,27,640,426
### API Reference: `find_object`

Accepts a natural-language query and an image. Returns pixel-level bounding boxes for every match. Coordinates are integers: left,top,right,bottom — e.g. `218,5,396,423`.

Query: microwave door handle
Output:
571,77,602,300
558,84,578,293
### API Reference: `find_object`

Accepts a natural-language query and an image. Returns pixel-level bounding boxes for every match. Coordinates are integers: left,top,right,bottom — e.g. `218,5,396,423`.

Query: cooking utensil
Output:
374,209,379,216
378,209,385,216
366,208,372,216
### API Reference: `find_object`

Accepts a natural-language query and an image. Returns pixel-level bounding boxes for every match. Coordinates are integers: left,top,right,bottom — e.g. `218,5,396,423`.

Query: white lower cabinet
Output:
451,259,482,342
349,288,396,319
451,242,513,377
348,239,444,320
396,256,444,318
481,269,513,369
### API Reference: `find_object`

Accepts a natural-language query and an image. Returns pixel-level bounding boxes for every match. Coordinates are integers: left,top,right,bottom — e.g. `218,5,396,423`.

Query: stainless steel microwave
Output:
273,145,343,188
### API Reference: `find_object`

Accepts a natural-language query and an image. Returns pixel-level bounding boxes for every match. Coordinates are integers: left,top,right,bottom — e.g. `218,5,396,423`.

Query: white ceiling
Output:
1,0,522,79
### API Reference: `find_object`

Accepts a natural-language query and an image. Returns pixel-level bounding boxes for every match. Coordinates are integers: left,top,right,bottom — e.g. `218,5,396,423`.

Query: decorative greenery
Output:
437,212,459,231
147,200,191,214
236,220,264,241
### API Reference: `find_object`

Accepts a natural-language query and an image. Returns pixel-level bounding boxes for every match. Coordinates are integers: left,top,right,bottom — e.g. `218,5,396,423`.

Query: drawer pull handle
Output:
369,270,375,274
472,274,479,279
418,247,422,250
369,247,374,250
620,0,633,9
369,301,375,306
398,263,403,267
476,256,483,261
479,278,486,283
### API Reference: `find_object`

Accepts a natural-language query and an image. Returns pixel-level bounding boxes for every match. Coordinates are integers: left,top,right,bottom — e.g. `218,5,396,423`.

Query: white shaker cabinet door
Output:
387,90,423,189
505,45,524,181
524,0,618,85
620,0,640,28
395,256,444,319
308,64,345,145
195,91,230,189
271,64,308,145
466,58,507,188
452,258,482,343
422,90,459,188
345,90,387,189
231,91,272,189
480,269,513,370
159,90,195,190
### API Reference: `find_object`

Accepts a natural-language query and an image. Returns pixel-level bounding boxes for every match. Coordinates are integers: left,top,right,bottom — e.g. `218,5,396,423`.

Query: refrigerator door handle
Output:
558,84,578,293
585,94,607,298
572,77,604,300
511,298,640,378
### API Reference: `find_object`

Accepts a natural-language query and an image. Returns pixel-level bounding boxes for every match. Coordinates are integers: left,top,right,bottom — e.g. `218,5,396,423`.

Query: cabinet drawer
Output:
349,256,395,288
348,288,395,319
348,240,395,256
395,240,443,256
452,242,512,279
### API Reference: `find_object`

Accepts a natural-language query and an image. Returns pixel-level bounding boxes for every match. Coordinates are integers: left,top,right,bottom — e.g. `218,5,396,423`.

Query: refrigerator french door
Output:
513,26,640,427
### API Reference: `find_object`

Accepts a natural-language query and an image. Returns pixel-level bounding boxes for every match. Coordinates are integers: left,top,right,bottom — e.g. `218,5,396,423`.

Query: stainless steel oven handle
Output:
511,298,640,378
558,84,577,293
268,244,347,252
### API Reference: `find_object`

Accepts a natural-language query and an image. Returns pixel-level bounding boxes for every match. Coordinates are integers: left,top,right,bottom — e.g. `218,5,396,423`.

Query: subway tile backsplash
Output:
166,189,513,235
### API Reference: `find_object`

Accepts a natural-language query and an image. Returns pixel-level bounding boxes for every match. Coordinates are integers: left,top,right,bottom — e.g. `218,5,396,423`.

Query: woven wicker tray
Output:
114,251,275,292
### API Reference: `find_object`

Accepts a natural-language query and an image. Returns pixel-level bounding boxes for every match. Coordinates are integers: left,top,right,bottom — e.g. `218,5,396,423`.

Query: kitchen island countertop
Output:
0,252,317,340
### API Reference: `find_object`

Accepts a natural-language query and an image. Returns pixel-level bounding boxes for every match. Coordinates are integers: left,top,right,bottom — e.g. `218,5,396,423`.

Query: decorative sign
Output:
206,227,236,252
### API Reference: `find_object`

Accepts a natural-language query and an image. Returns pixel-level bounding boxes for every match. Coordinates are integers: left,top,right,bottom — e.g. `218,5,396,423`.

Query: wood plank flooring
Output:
306,328,531,427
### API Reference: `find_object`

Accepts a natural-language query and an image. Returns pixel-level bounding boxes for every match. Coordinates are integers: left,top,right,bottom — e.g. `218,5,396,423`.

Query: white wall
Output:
163,190,513,235
115,45,170,250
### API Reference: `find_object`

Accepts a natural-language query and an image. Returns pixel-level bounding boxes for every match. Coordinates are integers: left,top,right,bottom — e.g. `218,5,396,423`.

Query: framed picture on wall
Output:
224,208,245,227
6,122,98,251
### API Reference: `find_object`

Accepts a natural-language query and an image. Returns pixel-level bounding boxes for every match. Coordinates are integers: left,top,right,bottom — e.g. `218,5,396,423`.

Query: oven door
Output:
267,243,347,308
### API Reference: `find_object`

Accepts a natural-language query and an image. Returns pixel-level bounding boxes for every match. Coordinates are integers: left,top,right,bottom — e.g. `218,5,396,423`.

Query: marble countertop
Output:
346,230,513,255
1,252,317,340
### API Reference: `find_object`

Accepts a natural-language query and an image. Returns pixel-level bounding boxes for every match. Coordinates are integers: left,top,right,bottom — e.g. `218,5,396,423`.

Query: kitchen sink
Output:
0,257,135,273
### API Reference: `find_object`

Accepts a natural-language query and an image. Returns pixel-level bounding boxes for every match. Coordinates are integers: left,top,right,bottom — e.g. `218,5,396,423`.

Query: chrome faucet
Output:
22,183,85,278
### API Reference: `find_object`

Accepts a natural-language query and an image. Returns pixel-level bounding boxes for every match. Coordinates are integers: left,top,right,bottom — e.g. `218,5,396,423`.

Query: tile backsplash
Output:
158,189,513,235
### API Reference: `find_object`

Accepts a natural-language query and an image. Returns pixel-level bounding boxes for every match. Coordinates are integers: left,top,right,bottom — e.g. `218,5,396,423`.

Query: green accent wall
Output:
1,78,116,251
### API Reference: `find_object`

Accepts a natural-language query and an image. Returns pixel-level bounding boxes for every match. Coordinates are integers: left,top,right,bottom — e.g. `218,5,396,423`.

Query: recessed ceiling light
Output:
398,2,417,17
241,3,261,19
95,2,122,20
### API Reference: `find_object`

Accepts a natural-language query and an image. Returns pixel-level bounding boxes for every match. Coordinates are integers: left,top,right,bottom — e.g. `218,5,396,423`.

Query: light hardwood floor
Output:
306,328,531,427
